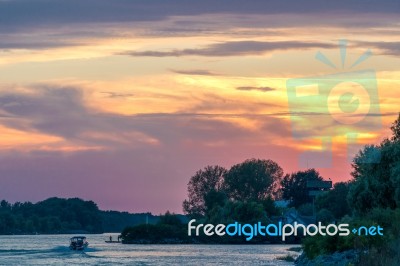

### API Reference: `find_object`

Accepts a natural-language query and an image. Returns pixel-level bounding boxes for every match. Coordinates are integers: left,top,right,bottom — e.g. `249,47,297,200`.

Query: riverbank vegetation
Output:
301,114,400,265
121,211,190,244
0,197,103,234
0,197,175,234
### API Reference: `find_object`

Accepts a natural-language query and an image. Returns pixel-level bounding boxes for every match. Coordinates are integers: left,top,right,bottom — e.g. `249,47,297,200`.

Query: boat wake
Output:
0,245,100,257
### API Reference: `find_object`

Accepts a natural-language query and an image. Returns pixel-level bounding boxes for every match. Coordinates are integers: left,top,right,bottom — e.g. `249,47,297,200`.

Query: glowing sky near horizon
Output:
0,0,399,213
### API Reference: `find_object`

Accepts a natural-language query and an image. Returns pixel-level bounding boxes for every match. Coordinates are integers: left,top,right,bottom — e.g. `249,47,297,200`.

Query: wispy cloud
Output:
354,41,400,56
236,86,275,92
0,39,81,50
101,92,135,98
122,41,336,57
170,69,221,76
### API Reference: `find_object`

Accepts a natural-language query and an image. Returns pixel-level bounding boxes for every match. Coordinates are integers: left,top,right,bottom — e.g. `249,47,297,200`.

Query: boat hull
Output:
69,243,88,250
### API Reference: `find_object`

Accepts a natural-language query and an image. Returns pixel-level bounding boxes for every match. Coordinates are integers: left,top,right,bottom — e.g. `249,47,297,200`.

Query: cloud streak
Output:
355,41,400,57
101,92,135,98
0,0,398,34
236,86,275,92
123,41,336,57
170,69,221,76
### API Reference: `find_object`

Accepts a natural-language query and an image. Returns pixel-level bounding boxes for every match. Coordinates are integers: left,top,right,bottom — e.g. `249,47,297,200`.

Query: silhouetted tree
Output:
280,168,323,208
224,159,283,202
182,165,227,218
348,138,400,213
316,182,351,219
391,112,400,142
348,114,400,213
0,200,11,210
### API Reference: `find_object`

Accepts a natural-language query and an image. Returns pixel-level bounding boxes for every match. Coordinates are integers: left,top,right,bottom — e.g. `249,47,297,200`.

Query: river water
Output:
0,234,300,265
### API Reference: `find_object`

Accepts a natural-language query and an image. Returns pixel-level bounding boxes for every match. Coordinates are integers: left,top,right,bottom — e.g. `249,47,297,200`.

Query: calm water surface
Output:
0,234,300,265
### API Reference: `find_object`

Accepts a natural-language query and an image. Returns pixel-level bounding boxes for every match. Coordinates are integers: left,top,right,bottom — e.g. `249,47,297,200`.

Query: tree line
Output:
0,197,175,234
0,197,103,234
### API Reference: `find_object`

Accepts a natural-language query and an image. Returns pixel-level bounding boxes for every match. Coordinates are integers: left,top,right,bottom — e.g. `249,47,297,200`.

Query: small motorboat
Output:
69,236,89,250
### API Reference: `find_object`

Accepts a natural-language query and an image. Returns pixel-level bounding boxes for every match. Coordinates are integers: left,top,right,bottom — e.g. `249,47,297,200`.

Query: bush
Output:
121,223,189,243
302,209,400,259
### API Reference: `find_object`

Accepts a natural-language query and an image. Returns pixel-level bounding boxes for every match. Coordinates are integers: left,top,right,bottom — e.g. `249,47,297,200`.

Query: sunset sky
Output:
0,0,399,213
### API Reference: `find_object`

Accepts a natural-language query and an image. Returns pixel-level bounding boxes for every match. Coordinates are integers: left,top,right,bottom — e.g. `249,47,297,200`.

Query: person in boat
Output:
69,236,89,250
